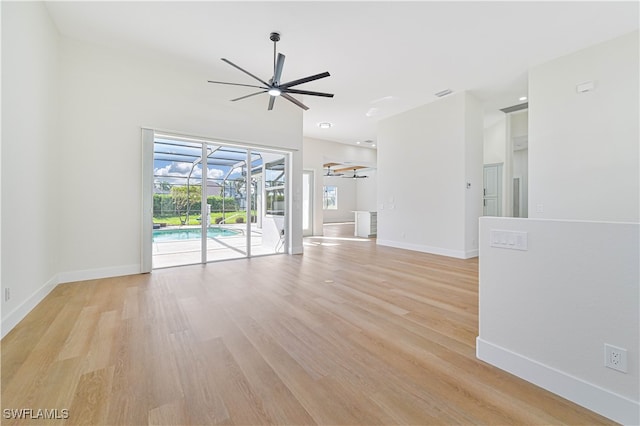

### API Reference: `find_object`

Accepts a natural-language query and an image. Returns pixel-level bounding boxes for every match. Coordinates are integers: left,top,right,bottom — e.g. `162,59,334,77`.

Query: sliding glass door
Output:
148,132,288,269
204,146,251,262
152,137,206,268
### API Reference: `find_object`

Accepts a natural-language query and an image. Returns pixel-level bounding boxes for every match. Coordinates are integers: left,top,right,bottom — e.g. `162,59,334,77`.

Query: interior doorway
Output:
483,105,528,218
508,110,528,218
483,163,503,216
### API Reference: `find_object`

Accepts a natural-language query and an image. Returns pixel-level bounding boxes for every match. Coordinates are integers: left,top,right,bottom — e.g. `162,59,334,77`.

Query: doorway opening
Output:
483,106,528,218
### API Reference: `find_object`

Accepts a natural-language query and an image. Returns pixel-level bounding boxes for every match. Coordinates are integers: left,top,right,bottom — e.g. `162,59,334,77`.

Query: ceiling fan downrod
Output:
270,32,280,77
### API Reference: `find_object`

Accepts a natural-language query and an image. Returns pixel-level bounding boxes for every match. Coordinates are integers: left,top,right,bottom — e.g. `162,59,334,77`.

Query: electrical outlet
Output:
4,288,10,302
604,344,628,373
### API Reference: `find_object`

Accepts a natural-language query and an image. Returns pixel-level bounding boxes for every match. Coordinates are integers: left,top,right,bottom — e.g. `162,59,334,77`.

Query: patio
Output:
152,224,284,268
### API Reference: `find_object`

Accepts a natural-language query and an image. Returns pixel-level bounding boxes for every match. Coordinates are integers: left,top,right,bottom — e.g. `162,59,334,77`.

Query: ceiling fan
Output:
208,32,334,111
324,165,344,177
343,169,368,179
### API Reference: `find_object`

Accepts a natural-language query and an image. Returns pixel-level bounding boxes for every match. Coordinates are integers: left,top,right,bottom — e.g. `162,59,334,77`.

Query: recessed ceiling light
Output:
519,96,528,101
365,107,379,117
318,122,332,129
356,141,361,144
372,144,376,148
370,95,396,104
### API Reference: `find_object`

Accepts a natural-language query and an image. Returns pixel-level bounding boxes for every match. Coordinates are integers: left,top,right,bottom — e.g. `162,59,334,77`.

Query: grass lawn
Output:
154,211,254,226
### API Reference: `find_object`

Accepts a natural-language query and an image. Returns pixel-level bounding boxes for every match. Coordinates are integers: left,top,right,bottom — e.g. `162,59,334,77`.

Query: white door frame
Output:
141,128,154,273
302,169,314,237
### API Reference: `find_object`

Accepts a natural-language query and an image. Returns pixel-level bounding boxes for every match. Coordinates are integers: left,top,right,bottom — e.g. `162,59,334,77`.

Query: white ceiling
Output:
45,1,639,148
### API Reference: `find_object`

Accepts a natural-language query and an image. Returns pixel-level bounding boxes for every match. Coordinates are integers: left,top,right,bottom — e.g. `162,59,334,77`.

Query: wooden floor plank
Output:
68,366,115,425
1,223,614,425
220,321,317,425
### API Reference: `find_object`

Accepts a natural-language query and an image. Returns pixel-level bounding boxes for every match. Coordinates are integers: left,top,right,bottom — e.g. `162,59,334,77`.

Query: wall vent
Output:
435,89,453,97
500,102,528,113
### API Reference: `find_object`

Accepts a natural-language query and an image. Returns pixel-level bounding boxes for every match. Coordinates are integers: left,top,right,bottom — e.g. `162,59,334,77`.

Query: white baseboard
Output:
465,248,479,258
377,239,477,259
58,264,141,284
290,245,304,255
1,274,59,339
476,337,639,425
2,264,142,339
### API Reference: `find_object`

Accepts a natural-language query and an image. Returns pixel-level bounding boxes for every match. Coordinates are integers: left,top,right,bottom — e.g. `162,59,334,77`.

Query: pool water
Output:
153,227,240,242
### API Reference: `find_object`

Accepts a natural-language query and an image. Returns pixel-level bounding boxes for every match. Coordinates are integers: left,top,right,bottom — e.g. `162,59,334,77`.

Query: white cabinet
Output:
353,211,377,238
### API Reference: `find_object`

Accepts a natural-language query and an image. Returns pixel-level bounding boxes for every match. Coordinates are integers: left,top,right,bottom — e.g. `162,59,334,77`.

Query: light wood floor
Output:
2,224,613,425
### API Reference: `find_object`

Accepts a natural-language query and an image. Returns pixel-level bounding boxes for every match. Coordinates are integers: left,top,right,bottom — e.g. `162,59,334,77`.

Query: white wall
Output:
322,175,356,223
464,94,484,253
478,31,640,425
483,116,506,165
1,2,303,336
356,169,377,211
1,2,60,336
477,218,639,425
377,91,483,258
302,137,377,234
529,30,639,222
509,109,528,139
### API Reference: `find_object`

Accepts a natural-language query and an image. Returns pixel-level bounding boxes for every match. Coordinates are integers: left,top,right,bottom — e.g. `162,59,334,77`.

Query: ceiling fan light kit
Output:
208,32,334,111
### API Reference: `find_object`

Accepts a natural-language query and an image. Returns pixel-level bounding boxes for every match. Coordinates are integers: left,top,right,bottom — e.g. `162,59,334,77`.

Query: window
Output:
323,185,338,210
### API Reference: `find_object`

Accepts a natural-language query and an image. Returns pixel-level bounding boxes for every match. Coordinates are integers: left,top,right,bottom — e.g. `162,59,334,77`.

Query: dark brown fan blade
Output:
281,93,309,110
231,91,267,102
282,88,334,98
268,95,276,111
208,80,267,90
280,72,330,89
221,58,270,87
273,53,285,85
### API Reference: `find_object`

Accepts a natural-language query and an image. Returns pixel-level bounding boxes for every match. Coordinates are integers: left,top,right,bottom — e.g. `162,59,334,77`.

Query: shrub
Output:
235,216,245,223
207,196,238,213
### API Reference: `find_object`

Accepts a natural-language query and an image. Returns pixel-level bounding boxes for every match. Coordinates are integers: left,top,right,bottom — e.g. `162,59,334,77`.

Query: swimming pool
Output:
153,227,241,242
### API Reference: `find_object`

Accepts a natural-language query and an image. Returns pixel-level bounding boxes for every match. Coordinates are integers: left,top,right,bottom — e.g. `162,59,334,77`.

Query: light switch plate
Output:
490,230,528,251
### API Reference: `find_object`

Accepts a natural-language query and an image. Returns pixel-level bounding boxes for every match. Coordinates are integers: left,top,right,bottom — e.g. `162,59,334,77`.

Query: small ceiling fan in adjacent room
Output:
208,32,334,111
342,168,368,179
323,163,344,177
